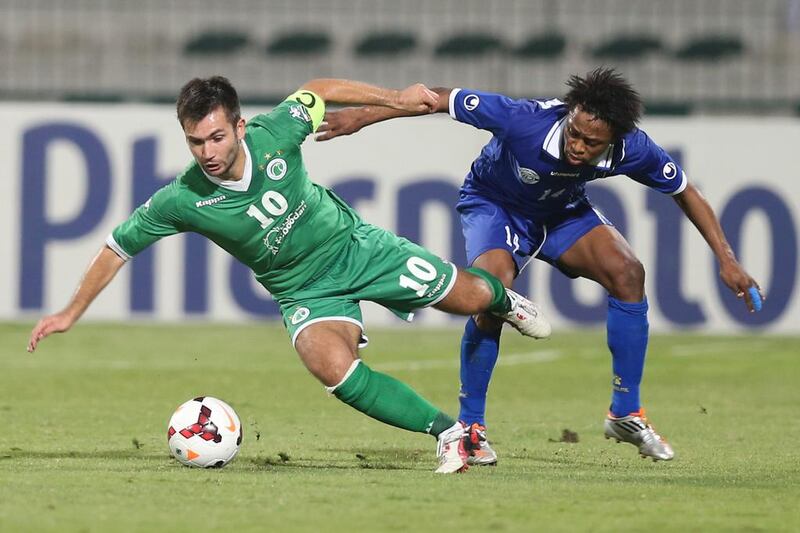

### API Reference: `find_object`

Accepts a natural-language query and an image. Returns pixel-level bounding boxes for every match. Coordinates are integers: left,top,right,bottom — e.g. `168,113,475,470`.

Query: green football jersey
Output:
107,90,362,298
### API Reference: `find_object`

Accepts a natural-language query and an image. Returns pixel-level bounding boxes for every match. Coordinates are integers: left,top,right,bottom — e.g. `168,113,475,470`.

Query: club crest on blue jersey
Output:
464,94,480,111
518,167,540,184
662,162,677,180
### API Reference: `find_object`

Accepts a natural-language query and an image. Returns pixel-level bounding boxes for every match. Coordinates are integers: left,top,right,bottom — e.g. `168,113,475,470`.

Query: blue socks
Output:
607,296,649,417
458,317,501,426
459,296,649,425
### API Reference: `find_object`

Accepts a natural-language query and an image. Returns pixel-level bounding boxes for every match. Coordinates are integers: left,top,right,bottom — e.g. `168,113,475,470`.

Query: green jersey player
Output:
27,76,550,473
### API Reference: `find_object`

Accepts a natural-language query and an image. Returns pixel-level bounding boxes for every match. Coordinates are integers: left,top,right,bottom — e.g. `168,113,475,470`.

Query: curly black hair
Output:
564,67,642,137
176,76,241,128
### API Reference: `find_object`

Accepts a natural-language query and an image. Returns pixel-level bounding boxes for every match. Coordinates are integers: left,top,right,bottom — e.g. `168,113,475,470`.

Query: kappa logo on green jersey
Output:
266,158,288,181
291,307,310,325
195,195,227,208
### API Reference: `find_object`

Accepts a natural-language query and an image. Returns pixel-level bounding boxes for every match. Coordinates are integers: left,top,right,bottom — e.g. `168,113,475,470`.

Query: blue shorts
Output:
457,194,612,277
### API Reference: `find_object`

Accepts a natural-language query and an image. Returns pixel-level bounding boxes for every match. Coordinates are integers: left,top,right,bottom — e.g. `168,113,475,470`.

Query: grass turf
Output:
1,323,798,532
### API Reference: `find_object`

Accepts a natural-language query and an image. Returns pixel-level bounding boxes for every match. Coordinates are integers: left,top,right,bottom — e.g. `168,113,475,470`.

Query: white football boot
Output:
465,423,498,466
494,289,551,339
435,422,470,474
604,409,674,461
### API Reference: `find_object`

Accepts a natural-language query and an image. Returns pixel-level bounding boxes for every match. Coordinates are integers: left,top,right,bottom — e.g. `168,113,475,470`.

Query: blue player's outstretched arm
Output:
672,183,764,312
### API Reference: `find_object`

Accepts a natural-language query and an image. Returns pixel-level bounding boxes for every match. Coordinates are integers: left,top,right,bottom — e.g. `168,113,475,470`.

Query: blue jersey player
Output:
318,68,763,464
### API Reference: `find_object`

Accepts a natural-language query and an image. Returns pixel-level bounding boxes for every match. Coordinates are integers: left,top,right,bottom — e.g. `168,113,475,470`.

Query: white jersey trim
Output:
448,89,461,120
291,316,365,348
669,171,689,196
325,359,362,394
424,261,458,308
592,143,615,170
543,117,565,159
592,207,612,225
201,139,253,192
105,234,131,261
543,115,614,170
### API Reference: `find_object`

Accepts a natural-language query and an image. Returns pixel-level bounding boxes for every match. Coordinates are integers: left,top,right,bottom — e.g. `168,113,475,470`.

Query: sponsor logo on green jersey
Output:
263,200,307,255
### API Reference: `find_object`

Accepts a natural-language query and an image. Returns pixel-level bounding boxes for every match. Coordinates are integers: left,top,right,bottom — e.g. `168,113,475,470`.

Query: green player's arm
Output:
27,245,126,353
315,87,452,141
672,183,763,311
299,79,440,115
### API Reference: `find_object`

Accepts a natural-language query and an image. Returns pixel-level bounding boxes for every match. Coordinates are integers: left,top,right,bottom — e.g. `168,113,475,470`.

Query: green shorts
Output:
278,223,458,346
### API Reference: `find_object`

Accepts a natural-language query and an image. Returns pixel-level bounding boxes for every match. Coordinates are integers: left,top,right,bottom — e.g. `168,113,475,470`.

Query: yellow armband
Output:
284,90,325,132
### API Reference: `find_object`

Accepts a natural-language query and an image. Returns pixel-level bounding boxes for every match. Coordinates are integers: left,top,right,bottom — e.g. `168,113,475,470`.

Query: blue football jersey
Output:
449,89,687,223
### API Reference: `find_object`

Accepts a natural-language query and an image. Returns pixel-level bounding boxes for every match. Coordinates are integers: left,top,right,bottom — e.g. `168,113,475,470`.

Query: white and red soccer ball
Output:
167,396,242,468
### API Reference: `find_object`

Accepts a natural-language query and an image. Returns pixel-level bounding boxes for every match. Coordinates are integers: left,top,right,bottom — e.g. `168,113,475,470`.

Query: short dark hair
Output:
563,67,642,137
176,76,241,128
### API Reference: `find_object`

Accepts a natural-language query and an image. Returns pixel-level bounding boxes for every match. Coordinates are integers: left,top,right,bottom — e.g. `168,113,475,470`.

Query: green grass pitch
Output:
1,322,798,532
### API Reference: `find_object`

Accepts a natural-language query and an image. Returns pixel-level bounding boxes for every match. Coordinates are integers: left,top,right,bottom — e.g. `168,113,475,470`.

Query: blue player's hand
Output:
721,260,763,313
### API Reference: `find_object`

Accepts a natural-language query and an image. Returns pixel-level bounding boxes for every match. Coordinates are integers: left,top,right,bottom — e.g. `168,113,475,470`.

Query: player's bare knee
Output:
608,257,645,300
300,351,356,388
497,269,516,288
472,251,516,287
295,331,358,387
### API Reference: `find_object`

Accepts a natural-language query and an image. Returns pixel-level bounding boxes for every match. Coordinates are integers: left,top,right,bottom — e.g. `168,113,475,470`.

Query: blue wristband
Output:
748,287,762,312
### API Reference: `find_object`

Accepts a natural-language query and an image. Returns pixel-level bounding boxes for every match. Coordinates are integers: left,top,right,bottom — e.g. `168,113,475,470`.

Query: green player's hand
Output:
394,83,438,113
27,311,76,352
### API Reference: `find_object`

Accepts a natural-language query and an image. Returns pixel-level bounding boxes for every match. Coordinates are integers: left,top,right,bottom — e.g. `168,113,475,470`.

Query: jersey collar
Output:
201,139,253,192
542,116,616,171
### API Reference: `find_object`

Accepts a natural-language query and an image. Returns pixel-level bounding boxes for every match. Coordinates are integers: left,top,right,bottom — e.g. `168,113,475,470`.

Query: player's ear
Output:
235,117,246,140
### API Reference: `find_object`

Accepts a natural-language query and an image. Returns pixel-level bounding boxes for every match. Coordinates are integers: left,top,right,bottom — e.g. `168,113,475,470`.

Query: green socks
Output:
330,360,456,437
326,267,512,438
466,267,511,313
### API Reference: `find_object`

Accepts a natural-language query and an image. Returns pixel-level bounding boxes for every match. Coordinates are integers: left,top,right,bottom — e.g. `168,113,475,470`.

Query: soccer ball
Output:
167,396,243,468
